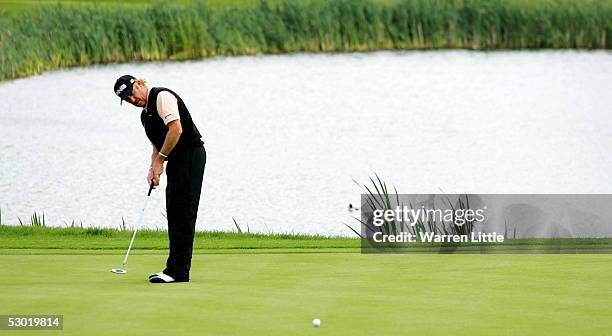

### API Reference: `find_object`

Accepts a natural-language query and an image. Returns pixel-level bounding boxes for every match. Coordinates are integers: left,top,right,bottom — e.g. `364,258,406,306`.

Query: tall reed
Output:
354,174,481,240
1,0,610,80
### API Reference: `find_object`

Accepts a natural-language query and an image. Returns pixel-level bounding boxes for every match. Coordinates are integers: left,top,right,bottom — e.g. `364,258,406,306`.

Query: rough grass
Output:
0,225,359,251
2,225,611,253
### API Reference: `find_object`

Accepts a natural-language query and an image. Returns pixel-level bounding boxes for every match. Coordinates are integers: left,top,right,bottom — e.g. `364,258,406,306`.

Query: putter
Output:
111,182,155,274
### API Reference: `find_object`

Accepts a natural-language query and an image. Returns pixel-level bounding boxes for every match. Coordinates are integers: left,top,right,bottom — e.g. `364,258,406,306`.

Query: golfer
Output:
113,75,206,283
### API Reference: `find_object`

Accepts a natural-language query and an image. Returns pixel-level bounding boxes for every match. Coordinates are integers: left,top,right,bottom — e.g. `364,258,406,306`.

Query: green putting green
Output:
1,252,611,335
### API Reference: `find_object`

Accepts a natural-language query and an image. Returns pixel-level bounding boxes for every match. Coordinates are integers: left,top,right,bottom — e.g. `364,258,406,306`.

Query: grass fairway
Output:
1,227,611,335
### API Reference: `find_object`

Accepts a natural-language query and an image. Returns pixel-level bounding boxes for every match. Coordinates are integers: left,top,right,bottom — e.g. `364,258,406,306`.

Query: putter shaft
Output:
119,183,154,267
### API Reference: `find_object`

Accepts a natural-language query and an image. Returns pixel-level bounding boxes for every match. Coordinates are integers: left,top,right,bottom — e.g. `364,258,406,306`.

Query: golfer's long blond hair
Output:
135,78,147,87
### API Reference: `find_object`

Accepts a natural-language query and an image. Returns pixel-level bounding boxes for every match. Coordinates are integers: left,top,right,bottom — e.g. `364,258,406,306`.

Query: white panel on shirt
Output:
156,91,180,125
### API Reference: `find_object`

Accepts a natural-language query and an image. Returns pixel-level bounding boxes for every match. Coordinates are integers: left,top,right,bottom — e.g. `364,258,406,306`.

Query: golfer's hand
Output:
148,161,164,187
147,169,156,187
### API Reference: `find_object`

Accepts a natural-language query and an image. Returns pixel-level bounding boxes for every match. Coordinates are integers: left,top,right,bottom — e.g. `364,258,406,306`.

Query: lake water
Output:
1,50,611,236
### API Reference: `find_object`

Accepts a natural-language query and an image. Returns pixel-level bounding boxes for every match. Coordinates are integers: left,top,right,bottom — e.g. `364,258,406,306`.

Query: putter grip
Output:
147,182,154,196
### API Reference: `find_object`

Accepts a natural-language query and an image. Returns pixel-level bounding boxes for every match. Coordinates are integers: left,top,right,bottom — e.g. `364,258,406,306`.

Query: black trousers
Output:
163,145,206,281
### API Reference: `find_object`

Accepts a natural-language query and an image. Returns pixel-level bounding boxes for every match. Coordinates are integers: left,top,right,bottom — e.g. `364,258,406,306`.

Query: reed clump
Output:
1,0,611,80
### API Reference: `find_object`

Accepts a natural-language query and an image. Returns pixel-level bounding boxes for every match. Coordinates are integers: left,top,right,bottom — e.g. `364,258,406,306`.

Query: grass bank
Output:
1,0,611,81
0,225,359,252
2,225,611,254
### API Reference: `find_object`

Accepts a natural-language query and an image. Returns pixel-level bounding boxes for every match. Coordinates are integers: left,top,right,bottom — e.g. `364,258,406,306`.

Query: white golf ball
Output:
312,318,321,328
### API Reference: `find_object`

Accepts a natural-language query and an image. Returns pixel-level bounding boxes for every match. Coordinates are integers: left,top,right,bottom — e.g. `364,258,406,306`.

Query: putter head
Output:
111,268,128,274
